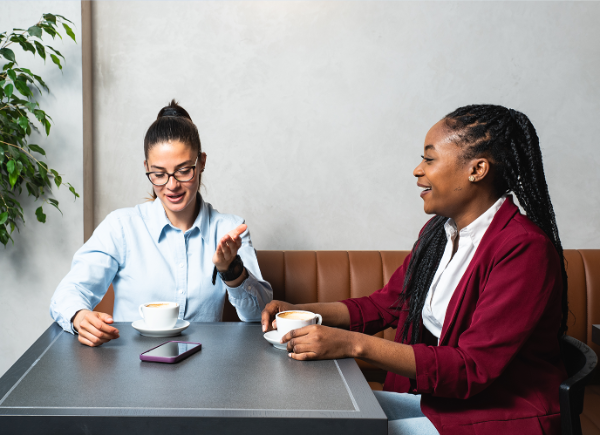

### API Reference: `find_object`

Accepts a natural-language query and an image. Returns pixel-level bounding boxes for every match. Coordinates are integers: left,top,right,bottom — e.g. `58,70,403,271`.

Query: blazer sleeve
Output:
410,231,562,399
340,252,413,335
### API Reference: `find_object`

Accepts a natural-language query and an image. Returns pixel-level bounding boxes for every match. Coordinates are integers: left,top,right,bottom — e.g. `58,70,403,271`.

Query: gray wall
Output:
0,2,83,376
92,1,600,251
2,1,600,377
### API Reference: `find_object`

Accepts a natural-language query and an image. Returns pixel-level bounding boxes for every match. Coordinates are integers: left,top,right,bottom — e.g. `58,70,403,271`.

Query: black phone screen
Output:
143,342,200,358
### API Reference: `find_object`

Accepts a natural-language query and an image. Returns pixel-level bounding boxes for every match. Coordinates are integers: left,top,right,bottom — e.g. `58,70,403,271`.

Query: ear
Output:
468,158,491,182
143,160,148,171
200,152,207,172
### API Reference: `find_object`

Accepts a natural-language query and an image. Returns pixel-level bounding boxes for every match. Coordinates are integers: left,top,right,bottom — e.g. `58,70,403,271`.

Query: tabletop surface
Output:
0,322,386,434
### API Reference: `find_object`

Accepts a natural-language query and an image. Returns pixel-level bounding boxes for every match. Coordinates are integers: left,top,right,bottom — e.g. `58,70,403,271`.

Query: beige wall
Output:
92,1,600,250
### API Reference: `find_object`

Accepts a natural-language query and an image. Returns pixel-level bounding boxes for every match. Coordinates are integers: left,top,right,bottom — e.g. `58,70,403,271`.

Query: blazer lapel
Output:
438,197,520,345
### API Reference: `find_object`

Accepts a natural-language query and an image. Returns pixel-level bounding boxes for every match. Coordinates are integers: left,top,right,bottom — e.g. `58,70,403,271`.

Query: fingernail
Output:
288,353,292,357
107,317,113,322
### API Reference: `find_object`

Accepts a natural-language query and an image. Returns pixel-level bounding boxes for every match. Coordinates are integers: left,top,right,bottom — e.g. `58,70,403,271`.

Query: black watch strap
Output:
212,255,244,285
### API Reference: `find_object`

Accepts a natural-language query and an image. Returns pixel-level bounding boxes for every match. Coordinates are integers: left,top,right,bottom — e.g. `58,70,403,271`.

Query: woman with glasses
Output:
50,100,272,347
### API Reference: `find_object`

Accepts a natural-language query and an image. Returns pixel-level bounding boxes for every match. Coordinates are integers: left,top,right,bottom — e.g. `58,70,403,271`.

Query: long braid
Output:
397,216,447,344
397,104,568,344
445,105,568,336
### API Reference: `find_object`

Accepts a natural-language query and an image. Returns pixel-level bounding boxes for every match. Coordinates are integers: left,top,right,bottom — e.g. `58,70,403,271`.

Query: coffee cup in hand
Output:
138,302,179,329
276,310,322,337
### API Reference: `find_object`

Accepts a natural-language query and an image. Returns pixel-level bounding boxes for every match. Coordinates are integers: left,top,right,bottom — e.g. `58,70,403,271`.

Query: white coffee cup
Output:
276,310,323,337
138,302,179,329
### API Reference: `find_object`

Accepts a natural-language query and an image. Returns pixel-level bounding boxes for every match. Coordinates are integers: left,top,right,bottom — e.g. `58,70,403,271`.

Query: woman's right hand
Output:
261,300,296,332
72,309,120,347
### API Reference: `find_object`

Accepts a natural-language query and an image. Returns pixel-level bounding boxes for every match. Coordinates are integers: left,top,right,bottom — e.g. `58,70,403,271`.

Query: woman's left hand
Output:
281,324,357,361
213,224,247,271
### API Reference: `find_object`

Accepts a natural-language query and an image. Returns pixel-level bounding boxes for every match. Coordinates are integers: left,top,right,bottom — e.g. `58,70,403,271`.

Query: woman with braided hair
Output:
51,100,273,346
262,104,567,434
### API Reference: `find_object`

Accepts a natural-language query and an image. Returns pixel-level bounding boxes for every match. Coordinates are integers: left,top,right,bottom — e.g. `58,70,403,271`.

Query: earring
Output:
468,176,475,182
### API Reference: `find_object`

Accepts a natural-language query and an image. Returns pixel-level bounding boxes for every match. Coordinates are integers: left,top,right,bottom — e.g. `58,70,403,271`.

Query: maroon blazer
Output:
342,197,566,435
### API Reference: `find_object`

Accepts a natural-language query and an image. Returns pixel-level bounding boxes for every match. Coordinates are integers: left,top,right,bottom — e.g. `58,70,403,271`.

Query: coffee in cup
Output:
276,310,322,336
139,302,179,329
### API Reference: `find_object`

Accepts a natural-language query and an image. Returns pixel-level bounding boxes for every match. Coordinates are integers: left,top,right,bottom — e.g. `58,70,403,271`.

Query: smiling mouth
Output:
166,192,184,200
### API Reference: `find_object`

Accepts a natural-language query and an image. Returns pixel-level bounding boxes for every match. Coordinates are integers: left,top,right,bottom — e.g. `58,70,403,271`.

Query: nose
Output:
413,162,425,178
166,174,180,189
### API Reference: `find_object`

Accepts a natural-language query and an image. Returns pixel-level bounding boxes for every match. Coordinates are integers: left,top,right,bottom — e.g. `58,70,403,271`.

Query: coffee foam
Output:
145,303,176,308
278,311,314,320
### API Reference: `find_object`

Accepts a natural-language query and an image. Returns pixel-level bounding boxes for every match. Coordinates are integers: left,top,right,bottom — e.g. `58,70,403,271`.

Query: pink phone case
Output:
139,341,202,363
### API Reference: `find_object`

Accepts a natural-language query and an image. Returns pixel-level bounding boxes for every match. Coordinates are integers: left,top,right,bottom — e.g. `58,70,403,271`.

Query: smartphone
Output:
140,341,202,363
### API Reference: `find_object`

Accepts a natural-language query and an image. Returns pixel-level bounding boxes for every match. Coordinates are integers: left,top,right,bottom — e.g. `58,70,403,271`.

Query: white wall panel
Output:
92,1,600,251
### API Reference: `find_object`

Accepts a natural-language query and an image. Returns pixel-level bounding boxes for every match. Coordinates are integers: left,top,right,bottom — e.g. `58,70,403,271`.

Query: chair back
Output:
559,335,598,435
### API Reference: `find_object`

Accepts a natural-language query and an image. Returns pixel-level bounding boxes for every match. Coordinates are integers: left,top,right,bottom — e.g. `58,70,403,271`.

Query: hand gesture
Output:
212,224,247,272
72,309,120,347
261,300,297,332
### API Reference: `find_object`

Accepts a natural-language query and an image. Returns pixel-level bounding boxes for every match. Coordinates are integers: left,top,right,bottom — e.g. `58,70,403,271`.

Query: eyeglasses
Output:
146,156,199,186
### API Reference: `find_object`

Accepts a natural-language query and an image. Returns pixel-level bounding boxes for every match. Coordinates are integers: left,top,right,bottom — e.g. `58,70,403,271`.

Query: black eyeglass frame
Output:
145,156,199,186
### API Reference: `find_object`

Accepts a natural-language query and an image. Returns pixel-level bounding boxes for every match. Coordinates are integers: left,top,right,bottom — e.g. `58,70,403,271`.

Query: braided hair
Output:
397,104,568,344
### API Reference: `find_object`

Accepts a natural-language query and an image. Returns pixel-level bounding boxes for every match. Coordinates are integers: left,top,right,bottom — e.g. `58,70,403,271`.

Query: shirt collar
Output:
444,194,508,248
149,193,209,243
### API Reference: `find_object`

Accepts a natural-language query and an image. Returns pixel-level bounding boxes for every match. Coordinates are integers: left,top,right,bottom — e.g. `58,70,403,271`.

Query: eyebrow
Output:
150,160,194,171
424,144,436,151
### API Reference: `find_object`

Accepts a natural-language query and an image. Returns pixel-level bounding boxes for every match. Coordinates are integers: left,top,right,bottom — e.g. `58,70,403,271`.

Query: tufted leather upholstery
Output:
94,249,599,434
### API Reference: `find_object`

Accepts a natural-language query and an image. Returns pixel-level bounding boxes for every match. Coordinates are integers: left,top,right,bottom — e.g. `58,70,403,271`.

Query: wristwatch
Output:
212,255,245,285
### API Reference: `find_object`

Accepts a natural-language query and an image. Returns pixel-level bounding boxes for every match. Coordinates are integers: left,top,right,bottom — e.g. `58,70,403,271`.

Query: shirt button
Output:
179,290,184,294
179,263,184,268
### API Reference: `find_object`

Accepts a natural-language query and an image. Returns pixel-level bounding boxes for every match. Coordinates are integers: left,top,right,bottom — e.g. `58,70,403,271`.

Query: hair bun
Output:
157,99,192,121
162,107,179,117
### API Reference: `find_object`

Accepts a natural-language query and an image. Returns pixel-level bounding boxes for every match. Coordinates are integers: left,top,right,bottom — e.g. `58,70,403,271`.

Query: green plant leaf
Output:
17,116,29,132
34,41,46,60
4,83,13,98
50,54,62,70
0,212,7,225
8,162,20,188
41,24,59,39
28,144,46,155
55,15,74,24
50,168,62,187
6,159,15,174
62,23,76,42
68,183,80,198
47,46,64,59
35,206,46,223
7,69,17,82
0,47,16,63
28,25,43,38
0,152,4,164
43,14,57,24
14,79,32,97
43,118,51,135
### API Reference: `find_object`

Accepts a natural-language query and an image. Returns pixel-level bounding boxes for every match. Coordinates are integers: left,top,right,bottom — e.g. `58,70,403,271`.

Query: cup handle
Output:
138,304,145,319
315,314,322,325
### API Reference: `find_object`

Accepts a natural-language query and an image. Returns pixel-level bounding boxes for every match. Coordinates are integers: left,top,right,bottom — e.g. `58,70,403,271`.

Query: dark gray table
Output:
0,322,386,435
593,324,600,346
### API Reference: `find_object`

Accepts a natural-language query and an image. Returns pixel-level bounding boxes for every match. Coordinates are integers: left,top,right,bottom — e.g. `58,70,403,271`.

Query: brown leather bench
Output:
94,249,600,434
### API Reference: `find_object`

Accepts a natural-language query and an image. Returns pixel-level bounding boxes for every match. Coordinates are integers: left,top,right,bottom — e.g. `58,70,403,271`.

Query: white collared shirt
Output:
422,195,508,341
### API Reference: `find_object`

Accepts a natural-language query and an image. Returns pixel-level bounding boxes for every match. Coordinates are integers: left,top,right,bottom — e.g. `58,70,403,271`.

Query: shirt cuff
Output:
410,343,437,394
226,268,256,299
340,299,366,332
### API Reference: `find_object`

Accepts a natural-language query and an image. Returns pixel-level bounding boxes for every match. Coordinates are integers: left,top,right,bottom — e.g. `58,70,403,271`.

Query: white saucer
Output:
131,319,190,337
263,330,287,350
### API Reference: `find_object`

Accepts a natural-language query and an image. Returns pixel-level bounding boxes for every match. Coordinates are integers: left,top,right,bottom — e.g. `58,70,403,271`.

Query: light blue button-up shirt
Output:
50,197,273,333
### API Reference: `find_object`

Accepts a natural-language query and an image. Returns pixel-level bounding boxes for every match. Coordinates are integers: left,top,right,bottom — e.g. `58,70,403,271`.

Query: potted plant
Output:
0,13,79,247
